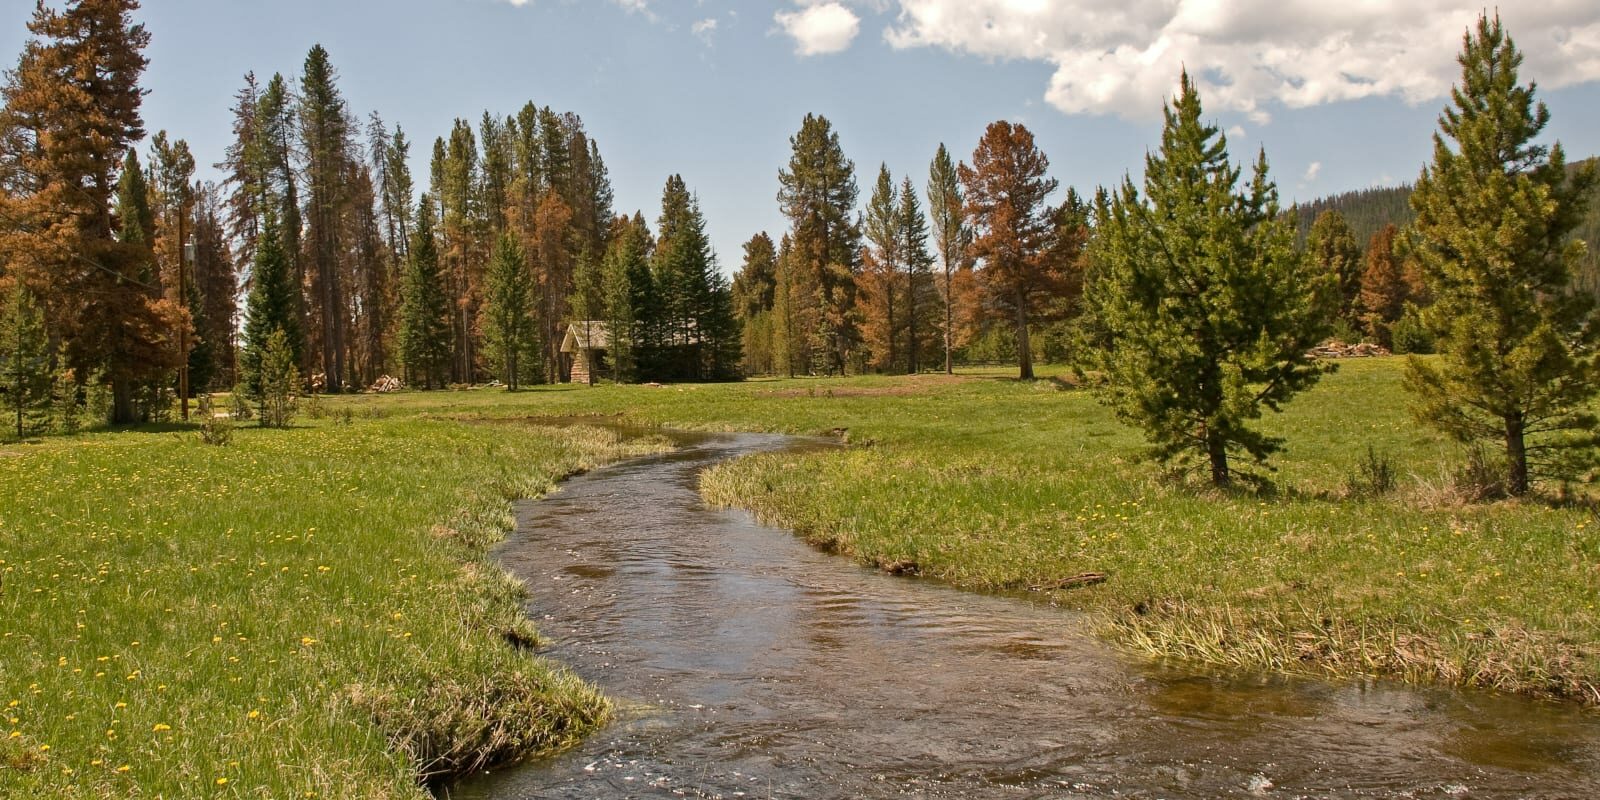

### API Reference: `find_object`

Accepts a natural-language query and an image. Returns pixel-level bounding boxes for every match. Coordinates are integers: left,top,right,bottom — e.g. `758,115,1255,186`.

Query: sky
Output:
4,0,1600,273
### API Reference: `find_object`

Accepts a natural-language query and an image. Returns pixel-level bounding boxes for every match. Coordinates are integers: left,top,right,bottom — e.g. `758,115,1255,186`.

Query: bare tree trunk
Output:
1505,413,1529,496
944,268,954,375
1014,289,1033,380
1208,430,1230,487
907,271,918,375
111,377,134,426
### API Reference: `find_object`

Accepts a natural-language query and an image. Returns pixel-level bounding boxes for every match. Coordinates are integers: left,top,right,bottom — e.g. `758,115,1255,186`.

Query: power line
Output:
0,204,164,293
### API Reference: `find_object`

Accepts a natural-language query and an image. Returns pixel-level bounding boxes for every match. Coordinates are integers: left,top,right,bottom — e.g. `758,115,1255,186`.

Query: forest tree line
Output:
3,4,1596,500
0,0,741,432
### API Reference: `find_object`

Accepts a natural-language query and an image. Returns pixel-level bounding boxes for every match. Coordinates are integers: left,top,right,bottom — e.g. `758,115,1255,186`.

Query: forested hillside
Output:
1294,157,1600,291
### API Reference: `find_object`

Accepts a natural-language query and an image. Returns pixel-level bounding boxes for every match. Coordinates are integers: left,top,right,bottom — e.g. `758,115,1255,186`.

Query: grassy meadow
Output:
0,416,666,798
3,355,1597,796
337,358,1600,704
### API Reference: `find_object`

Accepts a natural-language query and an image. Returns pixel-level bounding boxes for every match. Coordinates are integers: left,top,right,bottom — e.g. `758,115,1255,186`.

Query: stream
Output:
448,430,1600,799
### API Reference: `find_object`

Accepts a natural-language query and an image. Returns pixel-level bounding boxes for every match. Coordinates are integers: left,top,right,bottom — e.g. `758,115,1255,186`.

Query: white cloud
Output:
883,1,1600,121
1303,161,1322,181
775,2,862,56
693,17,718,45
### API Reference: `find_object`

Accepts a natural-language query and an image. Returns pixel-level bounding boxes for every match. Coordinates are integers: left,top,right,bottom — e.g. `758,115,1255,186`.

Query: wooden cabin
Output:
560,321,611,384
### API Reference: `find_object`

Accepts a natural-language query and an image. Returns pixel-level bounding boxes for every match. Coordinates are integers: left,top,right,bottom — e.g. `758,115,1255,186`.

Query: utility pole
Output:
179,229,192,421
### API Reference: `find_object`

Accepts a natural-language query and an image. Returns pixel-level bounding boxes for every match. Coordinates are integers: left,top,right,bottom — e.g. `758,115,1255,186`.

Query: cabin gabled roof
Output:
561,321,611,353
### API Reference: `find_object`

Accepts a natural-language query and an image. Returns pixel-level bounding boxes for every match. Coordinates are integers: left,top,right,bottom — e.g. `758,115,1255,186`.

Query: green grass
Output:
0,416,666,798
5,357,1597,795
331,359,1600,704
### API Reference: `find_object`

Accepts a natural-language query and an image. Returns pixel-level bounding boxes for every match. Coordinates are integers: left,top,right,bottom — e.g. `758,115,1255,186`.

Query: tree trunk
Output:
1208,431,1231,487
1505,414,1529,496
1014,289,1033,380
944,270,954,375
111,376,134,426
907,272,918,375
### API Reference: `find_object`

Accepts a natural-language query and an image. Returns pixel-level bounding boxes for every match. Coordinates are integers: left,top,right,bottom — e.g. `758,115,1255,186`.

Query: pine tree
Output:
299,44,353,392
777,114,860,375
732,232,779,375
0,0,184,425
602,216,654,383
239,211,302,401
530,190,574,382
928,143,973,374
1305,209,1363,329
898,177,936,374
191,184,237,389
1403,15,1600,495
482,233,535,389
257,327,298,428
113,149,186,423
382,125,415,266
399,194,453,389
151,131,204,409
1079,72,1335,486
653,175,738,380
217,71,265,265
1358,224,1408,344
254,73,304,356
0,283,52,439
437,118,482,384
959,122,1059,380
861,164,902,372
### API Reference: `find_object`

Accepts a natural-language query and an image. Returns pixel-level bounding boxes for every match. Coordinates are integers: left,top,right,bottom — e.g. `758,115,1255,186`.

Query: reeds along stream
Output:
449,429,1600,800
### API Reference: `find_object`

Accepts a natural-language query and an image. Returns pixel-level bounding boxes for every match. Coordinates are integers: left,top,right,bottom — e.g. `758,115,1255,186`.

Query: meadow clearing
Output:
2,356,1597,797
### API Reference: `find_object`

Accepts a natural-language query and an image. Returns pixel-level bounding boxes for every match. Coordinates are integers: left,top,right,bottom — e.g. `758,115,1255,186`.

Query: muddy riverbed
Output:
448,430,1600,799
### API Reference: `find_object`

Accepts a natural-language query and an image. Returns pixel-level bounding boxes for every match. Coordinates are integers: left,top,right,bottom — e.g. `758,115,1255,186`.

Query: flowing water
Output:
449,430,1600,799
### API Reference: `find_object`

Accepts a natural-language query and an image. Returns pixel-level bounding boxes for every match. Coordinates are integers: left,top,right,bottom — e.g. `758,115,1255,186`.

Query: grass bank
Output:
0,416,664,798
343,359,1600,705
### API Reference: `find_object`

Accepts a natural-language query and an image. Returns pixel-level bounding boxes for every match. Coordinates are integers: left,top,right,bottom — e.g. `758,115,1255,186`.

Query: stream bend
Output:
451,430,1600,800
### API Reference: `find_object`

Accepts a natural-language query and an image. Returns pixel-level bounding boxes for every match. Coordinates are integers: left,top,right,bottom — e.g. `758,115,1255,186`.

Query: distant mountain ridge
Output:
1292,157,1600,292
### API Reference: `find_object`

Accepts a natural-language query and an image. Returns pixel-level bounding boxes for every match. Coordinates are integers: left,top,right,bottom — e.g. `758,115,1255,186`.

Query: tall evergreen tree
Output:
191,183,236,388
239,211,302,401
217,71,264,265
254,73,303,356
898,176,936,375
398,194,452,389
602,216,654,383
383,125,415,265
1305,209,1364,328
150,131,205,408
482,233,535,389
861,164,902,372
653,175,739,381
928,143,973,374
299,44,352,392
1404,15,1600,495
530,190,574,382
777,114,860,374
732,232,779,375
0,0,175,424
1079,72,1335,486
